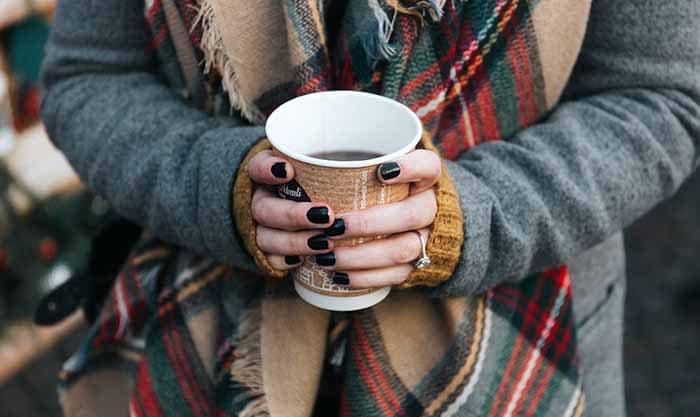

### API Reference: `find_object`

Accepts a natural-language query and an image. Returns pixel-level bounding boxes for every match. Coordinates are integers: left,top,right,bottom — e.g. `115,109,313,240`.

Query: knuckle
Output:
255,226,269,250
291,204,308,226
404,206,423,229
290,233,307,254
250,152,276,183
251,198,269,224
419,149,439,165
349,214,370,237
248,157,265,180
392,236,420,264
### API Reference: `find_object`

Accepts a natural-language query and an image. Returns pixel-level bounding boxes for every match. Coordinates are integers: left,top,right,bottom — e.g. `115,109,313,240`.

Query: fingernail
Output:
308,234,329,250
333,272,350,285
314,252,335,267
284,255,301,265
307,207,330,224
378,162,400,180
271,162,287,178
324,219,345,237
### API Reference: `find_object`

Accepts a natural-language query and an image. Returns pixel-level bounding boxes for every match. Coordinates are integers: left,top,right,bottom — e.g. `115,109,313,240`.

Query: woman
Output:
41,0,699,416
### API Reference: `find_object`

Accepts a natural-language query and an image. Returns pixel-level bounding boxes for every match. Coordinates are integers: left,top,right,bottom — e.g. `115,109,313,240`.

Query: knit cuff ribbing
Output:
232,138,288,279
399,133,464,288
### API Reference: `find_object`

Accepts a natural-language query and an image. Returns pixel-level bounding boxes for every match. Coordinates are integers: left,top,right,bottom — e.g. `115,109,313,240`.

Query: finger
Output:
256,225,334,255
252,188,334,230
335,189,436,239
331,264,414,289
314,228,430,270
377,149,441,193
267,254,304,270
248,150,295,185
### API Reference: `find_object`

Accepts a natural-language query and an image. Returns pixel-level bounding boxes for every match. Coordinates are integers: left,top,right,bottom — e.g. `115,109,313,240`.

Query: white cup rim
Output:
265,91,423,168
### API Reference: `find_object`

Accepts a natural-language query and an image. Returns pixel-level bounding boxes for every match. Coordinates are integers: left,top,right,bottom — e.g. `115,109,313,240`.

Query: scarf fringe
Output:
195,0,266,123
363,0,464,64
386,0,449,22
365,0,398,63
229,304,270,417
417,0,447,21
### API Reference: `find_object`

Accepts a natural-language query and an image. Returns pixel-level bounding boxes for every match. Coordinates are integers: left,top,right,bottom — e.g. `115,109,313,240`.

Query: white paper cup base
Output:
294,281,391,311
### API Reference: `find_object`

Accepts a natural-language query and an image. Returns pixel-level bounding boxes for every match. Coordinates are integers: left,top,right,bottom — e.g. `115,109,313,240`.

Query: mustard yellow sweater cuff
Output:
233,139,287,279
399,133,464,289
232,134,465,286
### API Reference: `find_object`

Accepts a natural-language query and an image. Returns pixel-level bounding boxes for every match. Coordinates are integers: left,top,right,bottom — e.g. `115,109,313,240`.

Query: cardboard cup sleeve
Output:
274,149,410,297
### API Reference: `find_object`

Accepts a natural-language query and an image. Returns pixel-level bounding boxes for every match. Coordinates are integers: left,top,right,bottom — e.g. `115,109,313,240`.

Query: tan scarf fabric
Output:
197,0,310,123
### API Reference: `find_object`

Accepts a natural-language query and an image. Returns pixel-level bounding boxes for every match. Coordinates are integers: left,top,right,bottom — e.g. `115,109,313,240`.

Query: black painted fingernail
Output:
271,162,287,178
315,252,336,266
308,234,329,250
307,207,330,224
284,255,301,265
324,219,345,237
378,162,400,180
333,272,350,285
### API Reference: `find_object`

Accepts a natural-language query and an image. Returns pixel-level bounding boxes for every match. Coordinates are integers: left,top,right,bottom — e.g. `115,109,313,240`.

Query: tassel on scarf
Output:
364,0,398,62
229,304,270,417
386,0,448,22
360,0,462,66
194,0,266,123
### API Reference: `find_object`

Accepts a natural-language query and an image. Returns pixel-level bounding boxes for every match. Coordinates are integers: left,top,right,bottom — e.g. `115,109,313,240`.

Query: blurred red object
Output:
22,86,40,121
0,247,8,270
38,237,58,263
12,84,41,131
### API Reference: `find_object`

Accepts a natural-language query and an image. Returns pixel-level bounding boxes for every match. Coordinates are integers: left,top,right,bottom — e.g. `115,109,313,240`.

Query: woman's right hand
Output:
247,150,337,270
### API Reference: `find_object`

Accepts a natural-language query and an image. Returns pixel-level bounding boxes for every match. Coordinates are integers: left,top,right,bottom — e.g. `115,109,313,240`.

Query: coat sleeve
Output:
40,0,264,269
429,0,700,297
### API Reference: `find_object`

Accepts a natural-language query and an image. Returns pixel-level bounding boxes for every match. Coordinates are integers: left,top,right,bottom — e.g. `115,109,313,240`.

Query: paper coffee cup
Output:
266,91,422,311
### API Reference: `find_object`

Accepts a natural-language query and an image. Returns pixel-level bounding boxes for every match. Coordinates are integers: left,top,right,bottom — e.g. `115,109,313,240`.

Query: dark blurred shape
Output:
674,282,700,317
34,217,142,326
0,162,113,325
33,270,84,326
79,218,142,322
624,171,700,417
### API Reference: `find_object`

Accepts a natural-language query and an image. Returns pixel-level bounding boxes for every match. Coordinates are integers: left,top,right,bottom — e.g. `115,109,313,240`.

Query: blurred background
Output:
0,4,698,417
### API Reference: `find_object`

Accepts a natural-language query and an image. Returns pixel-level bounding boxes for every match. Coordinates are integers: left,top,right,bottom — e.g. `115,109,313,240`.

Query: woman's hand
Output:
247,149,441,288
247,150,337,269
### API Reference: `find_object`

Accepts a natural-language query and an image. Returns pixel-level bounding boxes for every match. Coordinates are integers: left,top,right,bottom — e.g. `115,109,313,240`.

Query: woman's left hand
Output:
317,149,441,288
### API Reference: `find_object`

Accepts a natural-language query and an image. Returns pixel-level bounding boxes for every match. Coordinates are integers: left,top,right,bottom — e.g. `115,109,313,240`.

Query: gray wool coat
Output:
40,0,700,415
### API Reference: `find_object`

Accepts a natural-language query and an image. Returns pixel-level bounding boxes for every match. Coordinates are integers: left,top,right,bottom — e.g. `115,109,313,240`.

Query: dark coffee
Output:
309,150,383,161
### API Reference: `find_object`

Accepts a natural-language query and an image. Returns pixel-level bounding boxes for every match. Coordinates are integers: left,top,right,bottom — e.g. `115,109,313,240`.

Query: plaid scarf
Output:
59,1,592,416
